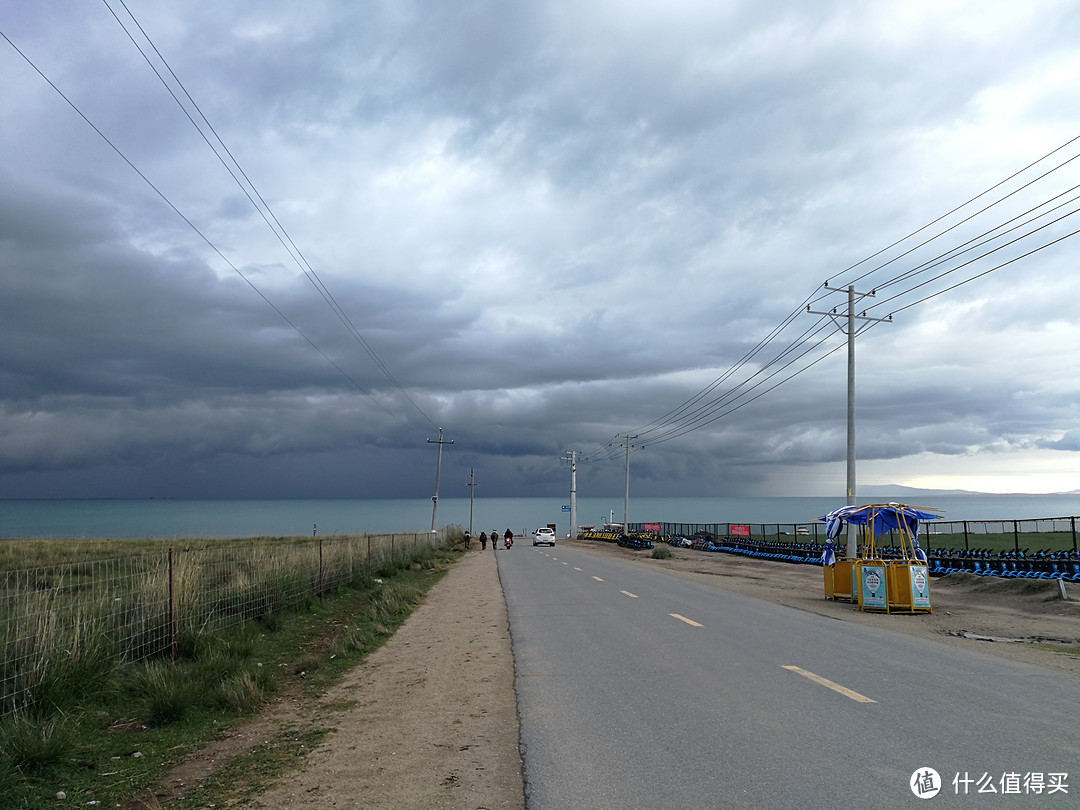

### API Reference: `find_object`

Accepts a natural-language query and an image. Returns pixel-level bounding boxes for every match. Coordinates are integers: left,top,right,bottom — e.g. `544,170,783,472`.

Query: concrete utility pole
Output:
809,284,891,559
427,428,454,532
466,468,477,534
622,434,638,532
562,450,578,538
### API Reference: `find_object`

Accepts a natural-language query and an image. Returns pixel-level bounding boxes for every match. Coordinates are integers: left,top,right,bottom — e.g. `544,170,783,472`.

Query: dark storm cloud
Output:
2,0,1080,499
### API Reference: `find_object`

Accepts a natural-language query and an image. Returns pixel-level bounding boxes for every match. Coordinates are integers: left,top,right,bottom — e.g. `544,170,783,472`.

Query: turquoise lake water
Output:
3,494,1080,539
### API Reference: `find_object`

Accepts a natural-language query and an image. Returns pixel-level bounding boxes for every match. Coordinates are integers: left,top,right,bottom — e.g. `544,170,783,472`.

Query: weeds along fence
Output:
0,530,450,718
631,516,1080,555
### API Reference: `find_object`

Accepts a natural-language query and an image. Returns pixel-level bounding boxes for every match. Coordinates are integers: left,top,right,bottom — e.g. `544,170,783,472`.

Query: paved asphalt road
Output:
498,541,1080,809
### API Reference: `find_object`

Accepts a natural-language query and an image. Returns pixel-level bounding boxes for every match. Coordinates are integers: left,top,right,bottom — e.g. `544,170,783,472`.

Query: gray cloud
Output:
2,0,1080,500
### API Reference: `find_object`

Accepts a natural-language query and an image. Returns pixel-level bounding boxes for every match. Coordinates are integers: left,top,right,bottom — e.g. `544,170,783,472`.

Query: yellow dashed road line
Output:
670,613,703,627
782,666,876,703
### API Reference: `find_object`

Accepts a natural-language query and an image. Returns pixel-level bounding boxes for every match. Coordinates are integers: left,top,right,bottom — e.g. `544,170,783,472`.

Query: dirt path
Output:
246,546,524,810
154,539,1080,808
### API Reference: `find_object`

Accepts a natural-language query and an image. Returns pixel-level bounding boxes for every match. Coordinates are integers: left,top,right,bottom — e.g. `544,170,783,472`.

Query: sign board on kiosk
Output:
730,525,750,537
857,562,887,611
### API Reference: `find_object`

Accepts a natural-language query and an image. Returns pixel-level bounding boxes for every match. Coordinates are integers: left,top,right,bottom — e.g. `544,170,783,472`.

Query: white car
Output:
533,527,556,546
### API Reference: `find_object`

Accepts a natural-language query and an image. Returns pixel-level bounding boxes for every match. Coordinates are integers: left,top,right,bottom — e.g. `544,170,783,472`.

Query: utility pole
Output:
427,428,454,532
622,434,638,532
562,450,578,539
809,284,891,559
466,468,477,535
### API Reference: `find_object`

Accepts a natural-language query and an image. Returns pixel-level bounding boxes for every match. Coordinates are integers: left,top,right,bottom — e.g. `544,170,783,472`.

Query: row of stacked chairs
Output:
617,533,655,550
578,530,655,550
684,537,825,565
659,535,1080,580
940,548,1077,559
930,550,1080,580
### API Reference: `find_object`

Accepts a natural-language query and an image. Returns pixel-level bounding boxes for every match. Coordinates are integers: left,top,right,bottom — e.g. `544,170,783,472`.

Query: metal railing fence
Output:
631,515,1080,554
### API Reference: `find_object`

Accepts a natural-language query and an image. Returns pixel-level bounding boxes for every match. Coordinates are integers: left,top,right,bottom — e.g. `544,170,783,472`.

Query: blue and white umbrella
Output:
912,537,928,563
819,502,941,560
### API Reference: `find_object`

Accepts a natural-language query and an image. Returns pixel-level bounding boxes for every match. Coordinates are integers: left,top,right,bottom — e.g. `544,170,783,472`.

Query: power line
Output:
100,0,437,428
837,133,1080,288
865,203,1080,317
0,25,407,424
584,134,1080,463
886,222,1080,317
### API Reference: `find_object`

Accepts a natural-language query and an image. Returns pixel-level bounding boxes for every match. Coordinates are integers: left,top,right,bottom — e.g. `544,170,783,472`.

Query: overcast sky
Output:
2,0,1079,501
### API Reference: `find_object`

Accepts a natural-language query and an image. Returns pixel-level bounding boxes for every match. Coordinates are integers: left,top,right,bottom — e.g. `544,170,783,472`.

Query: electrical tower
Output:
621,434,638,532
562,450,578,539
466,468,477,535
808,283,891,558
427,428,454,532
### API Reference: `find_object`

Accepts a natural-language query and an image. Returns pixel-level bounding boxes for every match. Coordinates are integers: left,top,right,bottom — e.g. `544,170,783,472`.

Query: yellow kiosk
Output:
820,503,939,613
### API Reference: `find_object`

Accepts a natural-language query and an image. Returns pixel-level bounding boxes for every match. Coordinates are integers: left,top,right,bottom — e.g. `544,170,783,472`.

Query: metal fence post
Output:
168,547,176,664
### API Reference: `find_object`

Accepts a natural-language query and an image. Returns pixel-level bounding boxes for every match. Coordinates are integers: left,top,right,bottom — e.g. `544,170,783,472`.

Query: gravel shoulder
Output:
152,538,1080,808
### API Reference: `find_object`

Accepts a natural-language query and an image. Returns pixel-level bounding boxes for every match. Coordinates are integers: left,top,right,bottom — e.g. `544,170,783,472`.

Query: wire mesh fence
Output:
0,531,446,718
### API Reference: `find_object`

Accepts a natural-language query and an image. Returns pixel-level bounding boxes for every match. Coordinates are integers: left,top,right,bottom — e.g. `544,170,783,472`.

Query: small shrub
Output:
376,557,402,578
132,662,200,726
412,547,437,569
0,714,78,773
23,632,118,716
193,647,247,689
257,611,282,632
174,627,226,662
334,626,376,657
0,757,20,805
373,588,412,623
215,670,273,713
651,546,672,560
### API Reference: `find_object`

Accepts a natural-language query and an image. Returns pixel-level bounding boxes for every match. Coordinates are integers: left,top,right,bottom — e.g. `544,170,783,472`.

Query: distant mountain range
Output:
859,484,1080,497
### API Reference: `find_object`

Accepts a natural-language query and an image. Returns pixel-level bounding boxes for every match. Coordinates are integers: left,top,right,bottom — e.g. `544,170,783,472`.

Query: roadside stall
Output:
820,503,939,613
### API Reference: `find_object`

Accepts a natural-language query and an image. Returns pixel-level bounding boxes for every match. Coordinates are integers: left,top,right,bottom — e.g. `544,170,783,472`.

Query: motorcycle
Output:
504,535,514,549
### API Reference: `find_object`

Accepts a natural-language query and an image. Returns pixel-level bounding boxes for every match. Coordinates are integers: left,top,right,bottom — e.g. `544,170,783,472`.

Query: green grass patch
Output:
0,545,459,808
651,545,672,560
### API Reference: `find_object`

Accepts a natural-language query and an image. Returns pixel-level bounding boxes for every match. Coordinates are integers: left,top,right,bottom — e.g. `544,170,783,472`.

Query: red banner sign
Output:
730,525,750,537
643,523,662,532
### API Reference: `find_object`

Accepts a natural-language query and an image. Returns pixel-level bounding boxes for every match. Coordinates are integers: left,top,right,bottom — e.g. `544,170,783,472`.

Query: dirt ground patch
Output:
144,538,1080,808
